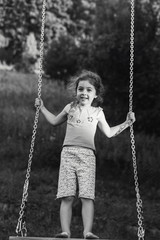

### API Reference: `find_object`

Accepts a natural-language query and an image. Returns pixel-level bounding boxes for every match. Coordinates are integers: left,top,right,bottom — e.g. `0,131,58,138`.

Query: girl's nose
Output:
82,89,87,94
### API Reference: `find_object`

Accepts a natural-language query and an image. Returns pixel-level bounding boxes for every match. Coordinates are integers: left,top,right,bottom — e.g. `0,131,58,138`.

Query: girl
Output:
35,70,135,239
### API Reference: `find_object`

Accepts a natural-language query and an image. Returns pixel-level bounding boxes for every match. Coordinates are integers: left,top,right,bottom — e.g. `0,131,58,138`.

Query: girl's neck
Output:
78,103,92,109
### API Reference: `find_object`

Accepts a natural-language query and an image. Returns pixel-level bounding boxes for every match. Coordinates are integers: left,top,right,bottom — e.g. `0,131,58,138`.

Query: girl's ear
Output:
94,95,97,98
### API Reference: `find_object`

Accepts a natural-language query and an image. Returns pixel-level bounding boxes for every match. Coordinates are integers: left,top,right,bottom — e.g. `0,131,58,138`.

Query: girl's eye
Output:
78,88,83,91
77,87,93,92
87,89,92,92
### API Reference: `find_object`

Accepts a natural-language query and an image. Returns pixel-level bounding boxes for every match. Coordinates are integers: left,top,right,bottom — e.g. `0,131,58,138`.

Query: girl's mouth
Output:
80,96,88,100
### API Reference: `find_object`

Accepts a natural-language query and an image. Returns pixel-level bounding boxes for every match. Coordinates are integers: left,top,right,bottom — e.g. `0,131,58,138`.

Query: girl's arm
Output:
35,98,68,126
98,111,135,138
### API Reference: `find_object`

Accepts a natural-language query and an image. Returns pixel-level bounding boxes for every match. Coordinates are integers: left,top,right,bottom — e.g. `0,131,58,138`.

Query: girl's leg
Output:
60,196,74,237
81,198,94,236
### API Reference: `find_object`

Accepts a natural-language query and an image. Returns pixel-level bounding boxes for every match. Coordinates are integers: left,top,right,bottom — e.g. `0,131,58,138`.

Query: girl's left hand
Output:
126,112,136,125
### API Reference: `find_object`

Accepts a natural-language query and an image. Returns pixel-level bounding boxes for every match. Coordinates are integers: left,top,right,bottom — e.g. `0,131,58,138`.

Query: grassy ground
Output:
0,70,160,240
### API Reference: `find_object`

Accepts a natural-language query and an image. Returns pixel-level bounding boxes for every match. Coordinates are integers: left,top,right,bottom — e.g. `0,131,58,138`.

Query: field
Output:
0,70,160,240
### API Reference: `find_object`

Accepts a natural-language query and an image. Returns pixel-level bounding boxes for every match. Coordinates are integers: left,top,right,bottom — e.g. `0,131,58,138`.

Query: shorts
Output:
56,146,96,200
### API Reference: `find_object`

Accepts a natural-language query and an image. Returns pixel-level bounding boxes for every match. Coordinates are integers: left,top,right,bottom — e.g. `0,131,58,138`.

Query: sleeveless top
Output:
63,103,103,150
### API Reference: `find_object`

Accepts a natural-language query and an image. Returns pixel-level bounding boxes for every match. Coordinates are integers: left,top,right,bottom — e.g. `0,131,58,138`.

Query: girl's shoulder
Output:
92,105,103,112
91,106,103,118
63,102,75,113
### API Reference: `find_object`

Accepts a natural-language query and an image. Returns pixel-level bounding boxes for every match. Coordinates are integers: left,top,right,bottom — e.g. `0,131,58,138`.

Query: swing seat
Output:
9,237,115,240
9,238,57,240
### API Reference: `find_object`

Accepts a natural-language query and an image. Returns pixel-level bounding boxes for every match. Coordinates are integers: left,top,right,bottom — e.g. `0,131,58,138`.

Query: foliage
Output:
91,0,160,135
44,0,96,80
1,0,73,62
44,34,79,80
1,0,96,68
44,34,94,80
15,33,39,72
67,0,96,39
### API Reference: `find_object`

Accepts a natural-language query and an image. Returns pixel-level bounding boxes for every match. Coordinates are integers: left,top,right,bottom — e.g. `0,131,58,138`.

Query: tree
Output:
92,0,160,135
67,0,96,40
44,34,79,80
44,0,97,80
92,0,131,121
1,0,73,63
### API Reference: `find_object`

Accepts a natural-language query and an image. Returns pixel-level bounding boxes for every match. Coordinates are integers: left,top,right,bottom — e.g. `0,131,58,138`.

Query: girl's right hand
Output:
35,98,44,109
126,111,136,125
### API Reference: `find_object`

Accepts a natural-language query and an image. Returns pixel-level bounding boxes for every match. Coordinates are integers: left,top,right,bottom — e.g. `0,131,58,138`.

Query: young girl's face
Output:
76,80,97,106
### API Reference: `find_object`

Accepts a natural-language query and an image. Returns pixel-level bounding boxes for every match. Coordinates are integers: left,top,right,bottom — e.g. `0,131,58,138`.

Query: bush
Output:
44,34,79,80
96,129,160,189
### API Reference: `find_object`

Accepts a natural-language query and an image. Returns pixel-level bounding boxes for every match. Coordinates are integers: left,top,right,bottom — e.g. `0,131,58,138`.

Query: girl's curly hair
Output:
67,70,105,106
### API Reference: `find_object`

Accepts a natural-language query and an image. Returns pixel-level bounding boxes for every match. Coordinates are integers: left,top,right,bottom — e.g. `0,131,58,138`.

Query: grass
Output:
0,70,160,240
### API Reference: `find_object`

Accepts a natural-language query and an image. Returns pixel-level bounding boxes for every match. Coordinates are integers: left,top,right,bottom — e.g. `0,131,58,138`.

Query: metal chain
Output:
15,0,145,239
16,0,46,236
129,1,145,239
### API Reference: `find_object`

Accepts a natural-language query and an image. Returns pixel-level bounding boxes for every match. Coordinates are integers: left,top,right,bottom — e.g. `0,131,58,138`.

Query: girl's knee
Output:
61,196,74,204
81,198,94,204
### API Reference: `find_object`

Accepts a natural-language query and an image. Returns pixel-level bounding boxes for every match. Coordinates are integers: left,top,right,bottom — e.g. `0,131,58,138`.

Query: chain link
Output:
15,0,46,236
129,1,145,239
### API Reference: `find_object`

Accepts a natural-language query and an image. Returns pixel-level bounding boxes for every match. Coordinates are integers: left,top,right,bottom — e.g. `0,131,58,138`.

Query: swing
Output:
9,0,145,239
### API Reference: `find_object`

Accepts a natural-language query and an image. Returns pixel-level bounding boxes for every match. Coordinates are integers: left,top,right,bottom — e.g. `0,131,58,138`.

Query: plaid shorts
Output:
56,146,96,200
